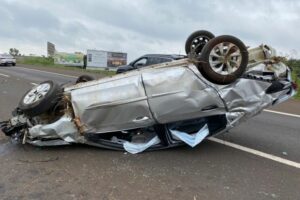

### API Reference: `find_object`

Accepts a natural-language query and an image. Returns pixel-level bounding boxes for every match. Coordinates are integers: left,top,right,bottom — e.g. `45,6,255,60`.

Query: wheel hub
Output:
208,42,242,75
23,83,51,105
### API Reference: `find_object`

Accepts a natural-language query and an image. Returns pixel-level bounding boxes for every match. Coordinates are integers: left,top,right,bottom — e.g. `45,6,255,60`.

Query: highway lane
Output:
0,73,35,121
218,112,300,163
0,65,299,199
0,66,76,84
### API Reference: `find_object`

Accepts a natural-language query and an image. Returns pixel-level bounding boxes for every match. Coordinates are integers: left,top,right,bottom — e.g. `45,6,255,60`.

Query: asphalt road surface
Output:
0,65,299,200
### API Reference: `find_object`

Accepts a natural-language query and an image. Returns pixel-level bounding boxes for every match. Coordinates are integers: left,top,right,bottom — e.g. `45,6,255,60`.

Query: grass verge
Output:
16,56,116,76
292,71,300,100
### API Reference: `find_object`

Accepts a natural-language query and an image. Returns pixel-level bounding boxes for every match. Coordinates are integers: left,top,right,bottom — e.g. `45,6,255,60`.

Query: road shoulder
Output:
17,64,114,79
270,99,300,115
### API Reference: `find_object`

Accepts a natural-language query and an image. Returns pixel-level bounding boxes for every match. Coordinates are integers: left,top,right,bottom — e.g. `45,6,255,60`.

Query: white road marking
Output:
0,73,10,78
16,67,78,79
264,109,300,118
31,83,38,86
208,137,300,169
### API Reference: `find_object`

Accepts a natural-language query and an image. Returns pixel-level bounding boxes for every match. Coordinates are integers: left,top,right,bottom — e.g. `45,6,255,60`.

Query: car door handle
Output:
133,116,149,123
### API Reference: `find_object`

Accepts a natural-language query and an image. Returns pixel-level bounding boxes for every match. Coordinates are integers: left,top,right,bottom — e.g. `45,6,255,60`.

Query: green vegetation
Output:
9,48,21,57
17,56,56,66
16,56,116,76
291,72,300,99
285,59,300,100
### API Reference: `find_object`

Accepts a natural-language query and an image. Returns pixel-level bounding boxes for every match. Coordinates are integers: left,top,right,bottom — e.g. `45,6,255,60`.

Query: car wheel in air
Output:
18,80,62,117
185,30,215,56
199,35,248,85
76,75,95,84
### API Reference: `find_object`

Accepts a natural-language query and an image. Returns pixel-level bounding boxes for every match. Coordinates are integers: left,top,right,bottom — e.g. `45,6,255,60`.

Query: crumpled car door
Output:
69,74,155,133
142,66,226,124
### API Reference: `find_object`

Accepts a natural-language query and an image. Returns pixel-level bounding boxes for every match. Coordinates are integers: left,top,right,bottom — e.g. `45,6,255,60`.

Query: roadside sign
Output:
47,42,56,57
54,52,84,66
87,49,127,69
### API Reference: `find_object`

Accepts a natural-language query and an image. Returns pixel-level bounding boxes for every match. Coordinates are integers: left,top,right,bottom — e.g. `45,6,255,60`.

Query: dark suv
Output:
116,54,186,74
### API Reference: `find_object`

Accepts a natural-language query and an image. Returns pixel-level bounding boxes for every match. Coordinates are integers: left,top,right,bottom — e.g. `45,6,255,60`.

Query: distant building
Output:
87,50,127,69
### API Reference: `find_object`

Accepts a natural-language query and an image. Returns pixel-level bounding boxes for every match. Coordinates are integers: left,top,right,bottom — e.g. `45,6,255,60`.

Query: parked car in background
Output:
116,54,186,74
0,54,16,66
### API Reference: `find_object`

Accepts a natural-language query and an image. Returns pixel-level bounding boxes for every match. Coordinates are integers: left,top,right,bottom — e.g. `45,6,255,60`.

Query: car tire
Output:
76,75,95,84
18,80,62,117
185,30,215,56
12,63,16,66
198,35,248,85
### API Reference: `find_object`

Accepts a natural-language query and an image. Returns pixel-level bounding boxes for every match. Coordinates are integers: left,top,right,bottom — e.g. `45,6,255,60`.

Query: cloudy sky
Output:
0,0,299,61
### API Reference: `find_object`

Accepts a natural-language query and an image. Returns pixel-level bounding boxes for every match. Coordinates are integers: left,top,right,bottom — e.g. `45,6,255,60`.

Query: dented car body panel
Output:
69,73,155,133
66,64,226,133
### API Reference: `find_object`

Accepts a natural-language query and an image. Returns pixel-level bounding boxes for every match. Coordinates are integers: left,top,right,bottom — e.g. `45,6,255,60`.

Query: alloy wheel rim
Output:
23,83,51,105
208,42,242,75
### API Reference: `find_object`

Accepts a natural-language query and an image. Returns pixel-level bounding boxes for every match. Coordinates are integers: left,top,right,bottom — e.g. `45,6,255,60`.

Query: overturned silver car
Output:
0,30,296,154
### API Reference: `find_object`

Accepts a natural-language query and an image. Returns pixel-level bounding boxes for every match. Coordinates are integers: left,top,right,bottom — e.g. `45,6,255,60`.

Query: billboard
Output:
87,50,127,69
107,52,127,67
47,42,56,57
87,50,107,68
54,52,84,66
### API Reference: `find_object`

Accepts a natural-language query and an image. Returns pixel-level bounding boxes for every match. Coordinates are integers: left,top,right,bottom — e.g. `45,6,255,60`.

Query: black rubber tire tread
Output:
199,35,248,85
18,80,62,117
76,75,95,83
185,30,215,55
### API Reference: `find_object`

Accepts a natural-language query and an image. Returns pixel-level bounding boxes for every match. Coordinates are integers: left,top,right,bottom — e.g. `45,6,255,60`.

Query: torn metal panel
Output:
220,79,289,119
248,45,276,63
27,139,71,146
28,115,79,143
247,62,288,78
220,79,273,116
